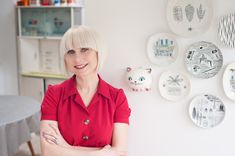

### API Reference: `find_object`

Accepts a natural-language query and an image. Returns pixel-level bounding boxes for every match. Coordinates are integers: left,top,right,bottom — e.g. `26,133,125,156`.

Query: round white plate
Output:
223,62,235,101
189,94,225,128
218,13,235,48
185,41,223,79
159,71,190,101
147,33,178,66
166,0,213,37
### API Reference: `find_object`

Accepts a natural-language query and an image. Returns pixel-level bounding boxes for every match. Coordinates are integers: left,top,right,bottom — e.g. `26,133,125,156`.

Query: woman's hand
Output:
42,123,71,148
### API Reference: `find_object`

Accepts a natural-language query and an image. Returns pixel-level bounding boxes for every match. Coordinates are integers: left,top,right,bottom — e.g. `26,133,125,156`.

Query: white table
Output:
0,96,40,156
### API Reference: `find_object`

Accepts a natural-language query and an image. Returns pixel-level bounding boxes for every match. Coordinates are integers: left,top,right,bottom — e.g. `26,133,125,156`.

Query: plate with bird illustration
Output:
159,71,191,101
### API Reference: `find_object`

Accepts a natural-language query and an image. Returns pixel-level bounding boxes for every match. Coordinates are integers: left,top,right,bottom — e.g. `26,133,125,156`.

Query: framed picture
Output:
189,94,225,128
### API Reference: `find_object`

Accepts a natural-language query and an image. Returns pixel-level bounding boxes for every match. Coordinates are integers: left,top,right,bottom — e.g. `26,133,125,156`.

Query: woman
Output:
40,25,131,156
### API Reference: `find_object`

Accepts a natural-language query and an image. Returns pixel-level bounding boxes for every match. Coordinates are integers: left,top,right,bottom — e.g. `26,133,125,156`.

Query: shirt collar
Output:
63,74,111,100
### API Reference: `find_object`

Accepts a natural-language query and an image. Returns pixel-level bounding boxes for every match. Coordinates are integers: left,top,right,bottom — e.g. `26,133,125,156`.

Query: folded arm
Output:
40,120,129,156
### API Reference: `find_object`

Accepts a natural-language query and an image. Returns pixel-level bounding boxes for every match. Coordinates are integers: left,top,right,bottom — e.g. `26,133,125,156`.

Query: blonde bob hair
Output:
60,25,106,72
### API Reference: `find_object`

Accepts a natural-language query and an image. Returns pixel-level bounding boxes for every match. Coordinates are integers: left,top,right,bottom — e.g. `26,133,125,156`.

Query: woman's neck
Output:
75,73,99,93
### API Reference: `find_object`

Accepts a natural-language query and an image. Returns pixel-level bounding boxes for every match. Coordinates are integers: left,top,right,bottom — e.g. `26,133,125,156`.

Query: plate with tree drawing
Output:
223,62,235,101
185,41,223,79
189,94,225,128
166,0,213,37
159,71,190,101
147,33,178,66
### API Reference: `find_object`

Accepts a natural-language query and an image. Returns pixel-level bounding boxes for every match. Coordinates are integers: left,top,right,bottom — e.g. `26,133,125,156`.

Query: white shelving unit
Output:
16,5,84,101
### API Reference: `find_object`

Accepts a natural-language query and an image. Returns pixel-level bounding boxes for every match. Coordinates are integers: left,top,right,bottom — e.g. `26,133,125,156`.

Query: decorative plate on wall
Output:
166,0,213,37
189,94,225,128
159,71,190,101
223,62,235,101
185,41,223,79
218,13,235,48
147,33,178,66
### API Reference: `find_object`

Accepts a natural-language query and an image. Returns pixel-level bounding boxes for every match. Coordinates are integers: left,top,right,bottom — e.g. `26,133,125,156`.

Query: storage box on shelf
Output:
17,5,84,101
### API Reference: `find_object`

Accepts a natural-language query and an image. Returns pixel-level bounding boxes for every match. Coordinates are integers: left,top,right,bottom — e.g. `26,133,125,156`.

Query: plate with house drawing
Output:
159,71,190,101
218,13,235,48
189,94,225,128
223,62,235,101
185,41,223,79
147,33,178,66
166,0,213,37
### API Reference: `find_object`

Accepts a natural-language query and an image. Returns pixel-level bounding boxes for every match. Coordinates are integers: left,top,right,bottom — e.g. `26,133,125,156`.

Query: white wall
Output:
0,0,18,95
85,0,235,156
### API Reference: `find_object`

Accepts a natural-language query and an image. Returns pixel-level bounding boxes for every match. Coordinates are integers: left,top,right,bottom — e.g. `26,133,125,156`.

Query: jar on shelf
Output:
41,0,50,5
30,0,40,6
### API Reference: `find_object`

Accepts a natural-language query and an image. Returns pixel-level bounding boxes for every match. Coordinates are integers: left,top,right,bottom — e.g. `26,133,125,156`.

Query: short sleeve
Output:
114,89,131,124
41,85,58,121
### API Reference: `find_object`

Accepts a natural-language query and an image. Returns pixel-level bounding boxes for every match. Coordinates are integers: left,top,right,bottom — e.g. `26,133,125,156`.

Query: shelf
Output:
16,5,84,9
21,72,68,79
17,36,62,40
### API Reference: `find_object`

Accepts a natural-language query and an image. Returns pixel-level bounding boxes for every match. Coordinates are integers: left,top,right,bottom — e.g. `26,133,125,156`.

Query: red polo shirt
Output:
41,75,131,147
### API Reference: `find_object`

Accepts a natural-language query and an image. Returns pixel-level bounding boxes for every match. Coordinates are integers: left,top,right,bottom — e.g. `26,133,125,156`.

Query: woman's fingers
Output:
45,138,57,145
48,123,59,135
43,132,57,140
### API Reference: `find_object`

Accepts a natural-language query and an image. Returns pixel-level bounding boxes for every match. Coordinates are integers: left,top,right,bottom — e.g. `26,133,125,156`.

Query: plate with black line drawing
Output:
218,13,235,48
223,62,235,101
147,33,178,66
159,71,190,101
185,41,223,79
166,0,213,37
189,94,225,128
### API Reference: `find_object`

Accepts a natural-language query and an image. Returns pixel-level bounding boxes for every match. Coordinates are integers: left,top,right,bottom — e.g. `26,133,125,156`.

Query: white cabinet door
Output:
19,76,44,102
45,78,64,90
18,38,40,73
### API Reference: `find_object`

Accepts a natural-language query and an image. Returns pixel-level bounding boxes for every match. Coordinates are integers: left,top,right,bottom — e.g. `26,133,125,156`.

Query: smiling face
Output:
60,26,107,74
64,48,98,76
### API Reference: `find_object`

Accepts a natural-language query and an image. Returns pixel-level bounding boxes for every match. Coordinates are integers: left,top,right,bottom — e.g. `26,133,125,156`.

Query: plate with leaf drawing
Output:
185,41,223,79
159,71,190,101
218,13,235,48
223,62,235,101
189,94,225,128
166,0,213,37
147,33,178,66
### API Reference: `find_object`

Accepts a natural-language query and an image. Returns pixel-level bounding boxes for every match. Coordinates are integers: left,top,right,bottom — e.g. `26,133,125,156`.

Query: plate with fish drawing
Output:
147,33,178,66
189,94,225,128
218,13,235,48
166,0,213,37
159,71,190,101
185,41,223,79
223,62,235,101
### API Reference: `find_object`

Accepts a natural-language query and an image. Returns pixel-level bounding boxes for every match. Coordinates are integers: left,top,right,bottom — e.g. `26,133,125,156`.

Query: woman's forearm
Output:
43,142,101,156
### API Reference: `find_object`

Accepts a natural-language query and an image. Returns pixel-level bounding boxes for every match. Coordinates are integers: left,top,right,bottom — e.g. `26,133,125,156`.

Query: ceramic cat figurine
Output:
126,67,152,91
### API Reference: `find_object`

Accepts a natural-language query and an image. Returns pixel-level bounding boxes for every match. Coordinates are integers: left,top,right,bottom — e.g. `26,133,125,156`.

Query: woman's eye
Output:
67,50,75,54
81,48,89,52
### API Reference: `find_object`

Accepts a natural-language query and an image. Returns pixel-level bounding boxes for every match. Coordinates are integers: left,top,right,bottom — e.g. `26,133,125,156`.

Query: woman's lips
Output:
74,63,88,69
